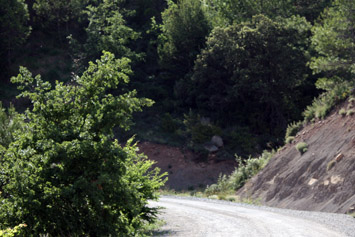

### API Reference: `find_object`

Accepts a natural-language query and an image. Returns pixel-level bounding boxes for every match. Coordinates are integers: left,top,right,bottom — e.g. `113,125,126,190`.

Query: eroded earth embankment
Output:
237,100,355,214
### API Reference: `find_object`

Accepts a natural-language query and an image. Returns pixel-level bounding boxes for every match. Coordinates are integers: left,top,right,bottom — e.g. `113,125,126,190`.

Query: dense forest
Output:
0,0,354,235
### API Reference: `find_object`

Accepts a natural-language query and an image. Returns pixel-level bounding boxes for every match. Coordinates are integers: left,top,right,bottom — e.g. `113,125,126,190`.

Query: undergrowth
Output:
302,80,352,122
284,121,303,143
204,150,275,196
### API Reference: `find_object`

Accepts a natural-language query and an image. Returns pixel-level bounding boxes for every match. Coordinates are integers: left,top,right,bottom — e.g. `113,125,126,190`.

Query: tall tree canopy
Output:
310,0,355,84
204,0,331,24
158,0,211,80
189,15,312,137
72,0,140,73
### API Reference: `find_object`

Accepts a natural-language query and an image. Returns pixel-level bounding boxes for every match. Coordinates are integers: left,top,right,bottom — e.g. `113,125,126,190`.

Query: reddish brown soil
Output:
138,142,236,191
237,99,355,214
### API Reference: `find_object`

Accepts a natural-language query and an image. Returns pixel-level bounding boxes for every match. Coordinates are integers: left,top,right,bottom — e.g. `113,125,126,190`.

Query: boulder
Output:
204,143,219,152
211,135,223,147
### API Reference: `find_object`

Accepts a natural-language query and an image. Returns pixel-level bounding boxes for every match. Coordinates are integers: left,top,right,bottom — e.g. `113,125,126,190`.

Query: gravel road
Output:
150,196,355,237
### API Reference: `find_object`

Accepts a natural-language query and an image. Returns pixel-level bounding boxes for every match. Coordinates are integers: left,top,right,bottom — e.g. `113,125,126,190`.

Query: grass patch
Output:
142,219,168,236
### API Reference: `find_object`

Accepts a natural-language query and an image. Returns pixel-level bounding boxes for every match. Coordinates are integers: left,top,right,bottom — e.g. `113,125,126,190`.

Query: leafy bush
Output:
229,151,274,190
183,111,221,144
0,52,166,236
339,108,347,116
285,136,295,144
205,174,231,196
347,109,354,116
204,150,274,195
226,126,257,156
303,81,352,121
295,142,308,154
160,113,179,133
0,224,27,237
285,121,303,142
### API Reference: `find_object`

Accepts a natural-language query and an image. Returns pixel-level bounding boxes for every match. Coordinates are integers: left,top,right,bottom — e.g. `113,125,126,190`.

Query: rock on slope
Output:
237,100,355,214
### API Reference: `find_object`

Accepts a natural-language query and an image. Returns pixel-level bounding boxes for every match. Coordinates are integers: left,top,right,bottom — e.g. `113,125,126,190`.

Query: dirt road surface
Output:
150,196,355,237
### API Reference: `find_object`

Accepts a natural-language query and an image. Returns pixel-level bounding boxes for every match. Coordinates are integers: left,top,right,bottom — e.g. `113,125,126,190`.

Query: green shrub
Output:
296,142,308,154
0,224,27,237
228,197,236,202
229,151,274,190
183,111,221,144
285,136,295,144
303,81,352,122
226,126,257,156
0,52,167,236
347,109,354,116
339,108,347,116
205,150,275,196
205,174,231,196
285,121,303,138
161,113,179,133
285,121,303,144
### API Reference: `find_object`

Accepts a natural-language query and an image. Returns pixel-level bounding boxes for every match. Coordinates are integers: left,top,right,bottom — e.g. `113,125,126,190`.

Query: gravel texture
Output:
150,196,355,237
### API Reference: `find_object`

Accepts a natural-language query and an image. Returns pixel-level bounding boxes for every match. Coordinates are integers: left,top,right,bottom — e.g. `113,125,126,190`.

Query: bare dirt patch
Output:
138,142,236,191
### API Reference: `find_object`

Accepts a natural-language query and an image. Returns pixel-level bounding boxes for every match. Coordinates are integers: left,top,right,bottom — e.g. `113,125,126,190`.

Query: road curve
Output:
150,196,355,237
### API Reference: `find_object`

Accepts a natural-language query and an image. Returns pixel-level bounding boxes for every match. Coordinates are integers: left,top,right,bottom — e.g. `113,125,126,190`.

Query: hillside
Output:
237,99,355,214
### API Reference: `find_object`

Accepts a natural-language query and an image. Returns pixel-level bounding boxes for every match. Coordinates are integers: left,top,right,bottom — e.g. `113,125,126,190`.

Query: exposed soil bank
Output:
237,100,355,214
138,142,236,191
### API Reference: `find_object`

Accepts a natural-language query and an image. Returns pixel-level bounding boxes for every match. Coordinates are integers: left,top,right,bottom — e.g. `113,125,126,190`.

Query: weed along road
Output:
150,196,355,237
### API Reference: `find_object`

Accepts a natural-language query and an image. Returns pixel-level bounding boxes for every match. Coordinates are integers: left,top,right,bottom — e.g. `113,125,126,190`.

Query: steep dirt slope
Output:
237,100,355,214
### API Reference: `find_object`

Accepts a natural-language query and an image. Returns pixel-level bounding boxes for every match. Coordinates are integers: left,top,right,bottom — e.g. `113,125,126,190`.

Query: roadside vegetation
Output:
0,0,354,234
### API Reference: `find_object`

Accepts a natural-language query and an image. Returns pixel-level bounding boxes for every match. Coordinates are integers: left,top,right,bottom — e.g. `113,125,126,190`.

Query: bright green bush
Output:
0,52,166,236
296,142,308,154
0,224,27,237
